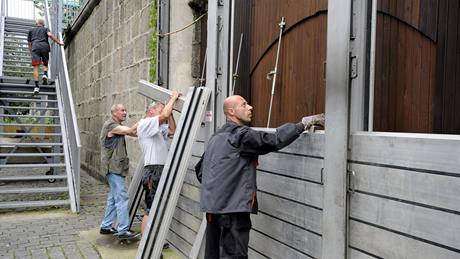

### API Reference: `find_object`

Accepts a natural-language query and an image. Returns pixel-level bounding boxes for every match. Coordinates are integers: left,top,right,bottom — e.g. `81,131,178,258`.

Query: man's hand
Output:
301,113,325,131
57,41,64,46
171,90,182,101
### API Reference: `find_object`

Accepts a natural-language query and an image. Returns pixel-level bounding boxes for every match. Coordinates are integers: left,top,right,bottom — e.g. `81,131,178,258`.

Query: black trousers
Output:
205,212,252,259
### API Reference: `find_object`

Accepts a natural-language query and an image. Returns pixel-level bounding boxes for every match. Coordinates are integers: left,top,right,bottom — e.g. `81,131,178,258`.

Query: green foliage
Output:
149,1,158,83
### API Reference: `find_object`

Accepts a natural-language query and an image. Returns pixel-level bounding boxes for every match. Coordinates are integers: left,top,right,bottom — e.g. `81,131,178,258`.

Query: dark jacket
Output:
198,121,304,214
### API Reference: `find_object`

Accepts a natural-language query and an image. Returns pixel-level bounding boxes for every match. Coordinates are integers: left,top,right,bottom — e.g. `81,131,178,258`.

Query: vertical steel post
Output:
323,0,352,258
349,0,373,132
157,0,170,87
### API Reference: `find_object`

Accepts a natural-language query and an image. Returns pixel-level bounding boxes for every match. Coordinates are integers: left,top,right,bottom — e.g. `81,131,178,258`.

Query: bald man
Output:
27,18,63,95
196,95,310,258
99,104,138,240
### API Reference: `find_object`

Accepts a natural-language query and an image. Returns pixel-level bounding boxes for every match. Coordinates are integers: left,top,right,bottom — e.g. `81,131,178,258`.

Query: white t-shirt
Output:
137,116,169,166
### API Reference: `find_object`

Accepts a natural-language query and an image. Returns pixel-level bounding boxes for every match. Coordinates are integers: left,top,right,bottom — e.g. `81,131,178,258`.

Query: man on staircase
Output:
27,18,63,95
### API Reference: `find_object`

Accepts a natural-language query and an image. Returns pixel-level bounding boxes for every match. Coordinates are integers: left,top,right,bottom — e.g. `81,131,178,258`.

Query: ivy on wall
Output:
149,0,158,83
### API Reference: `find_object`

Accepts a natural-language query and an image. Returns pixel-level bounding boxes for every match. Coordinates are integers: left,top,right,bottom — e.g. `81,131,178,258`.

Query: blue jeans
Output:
100,173,130,234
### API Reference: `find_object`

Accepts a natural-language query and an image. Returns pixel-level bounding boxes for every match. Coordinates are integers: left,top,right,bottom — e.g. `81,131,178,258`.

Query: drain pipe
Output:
63,0,102,45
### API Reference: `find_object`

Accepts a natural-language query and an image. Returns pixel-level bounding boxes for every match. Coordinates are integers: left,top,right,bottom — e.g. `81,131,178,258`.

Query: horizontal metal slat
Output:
0,163,65,168
0,200,70,210
0,187,68,194
0,152,64,157
0,175,67,181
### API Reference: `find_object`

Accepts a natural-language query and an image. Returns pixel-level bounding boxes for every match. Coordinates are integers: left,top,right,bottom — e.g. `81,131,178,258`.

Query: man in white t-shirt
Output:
137,90,181,232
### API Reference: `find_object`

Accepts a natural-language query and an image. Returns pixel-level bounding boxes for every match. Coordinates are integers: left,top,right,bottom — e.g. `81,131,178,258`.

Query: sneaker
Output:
33,87,40,95
100,227,118,235
42,74,48,85
117,230,139,240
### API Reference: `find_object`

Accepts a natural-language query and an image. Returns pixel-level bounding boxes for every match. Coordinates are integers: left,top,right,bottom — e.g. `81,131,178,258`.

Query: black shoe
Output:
100,227,118,235
163,243,169,249
117,230,139,240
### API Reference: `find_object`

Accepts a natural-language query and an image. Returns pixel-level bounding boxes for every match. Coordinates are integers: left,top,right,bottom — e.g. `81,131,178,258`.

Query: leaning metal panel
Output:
136,86,210,259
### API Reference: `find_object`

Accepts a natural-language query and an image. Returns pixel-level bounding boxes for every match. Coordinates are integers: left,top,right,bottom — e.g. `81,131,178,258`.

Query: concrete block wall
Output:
66,0,154,180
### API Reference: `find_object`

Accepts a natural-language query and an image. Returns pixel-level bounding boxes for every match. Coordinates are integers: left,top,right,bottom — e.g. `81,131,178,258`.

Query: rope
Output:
158,12,207,37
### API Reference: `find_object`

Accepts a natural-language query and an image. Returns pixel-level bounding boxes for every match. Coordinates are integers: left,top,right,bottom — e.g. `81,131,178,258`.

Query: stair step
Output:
0,143,63,147
0,175,67,181
0,123,60,127
0,114,59,119
0,132,62,137
0,98,57,103
0,187,68,195
3,59,32,64
0,90,56,95
3,54,30,60
0,163,66,168
0,106,58,111
3,71,33,76
0,200,69,210
0,82,56,89
0,77,54,86
3,46,29,51
3,64,33,70
0,153,64,157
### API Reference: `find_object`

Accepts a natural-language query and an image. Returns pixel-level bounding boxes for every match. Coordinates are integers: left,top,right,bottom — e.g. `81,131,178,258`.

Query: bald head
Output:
223,95,253,125
36,18,45,26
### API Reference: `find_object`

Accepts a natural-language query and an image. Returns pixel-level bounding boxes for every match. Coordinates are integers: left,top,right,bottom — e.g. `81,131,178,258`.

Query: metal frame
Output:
206,0,233,130
0,15,5,76
45,0,81,212
156,0,170,87
136,86,211,259
322,1,352,258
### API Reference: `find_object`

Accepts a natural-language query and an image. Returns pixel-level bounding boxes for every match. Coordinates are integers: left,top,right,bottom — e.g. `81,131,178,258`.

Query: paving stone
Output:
47,246,66,259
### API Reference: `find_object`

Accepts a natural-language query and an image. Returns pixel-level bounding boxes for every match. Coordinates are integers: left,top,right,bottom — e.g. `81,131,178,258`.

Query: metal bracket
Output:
350,55,358,79
347,169,356,194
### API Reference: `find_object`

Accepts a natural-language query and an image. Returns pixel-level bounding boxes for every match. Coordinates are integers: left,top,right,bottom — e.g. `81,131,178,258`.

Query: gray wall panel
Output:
258,153,323,183
350,132,460,174
251,213,322,258
350,163,460,212
350,192,460,250
257,170,323,209
348,248,378,259
350,220,460,259
249,230,314,259
257,191,322,235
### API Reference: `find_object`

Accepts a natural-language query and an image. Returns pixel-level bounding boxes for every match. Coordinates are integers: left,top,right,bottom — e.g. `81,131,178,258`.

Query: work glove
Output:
301,113,325,131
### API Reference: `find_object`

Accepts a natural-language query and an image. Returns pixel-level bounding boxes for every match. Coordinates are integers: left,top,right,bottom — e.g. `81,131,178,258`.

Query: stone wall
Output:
66,0,154,180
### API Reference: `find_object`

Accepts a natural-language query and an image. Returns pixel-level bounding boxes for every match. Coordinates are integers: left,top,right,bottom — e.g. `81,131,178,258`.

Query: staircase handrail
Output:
45,0,81,212
0,15,4,76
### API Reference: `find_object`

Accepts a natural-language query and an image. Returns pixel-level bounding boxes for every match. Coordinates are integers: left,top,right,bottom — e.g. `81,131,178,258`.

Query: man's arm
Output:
108,125,137,137
239,122,306,155
47,32,64,46
167,114,176,136
158,90,182,124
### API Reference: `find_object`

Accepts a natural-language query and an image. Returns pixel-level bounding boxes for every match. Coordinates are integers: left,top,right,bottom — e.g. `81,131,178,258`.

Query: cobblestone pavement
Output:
0,169,138,259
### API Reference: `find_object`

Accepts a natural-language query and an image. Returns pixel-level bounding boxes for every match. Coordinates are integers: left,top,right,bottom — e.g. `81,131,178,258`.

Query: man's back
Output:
28,26,50,51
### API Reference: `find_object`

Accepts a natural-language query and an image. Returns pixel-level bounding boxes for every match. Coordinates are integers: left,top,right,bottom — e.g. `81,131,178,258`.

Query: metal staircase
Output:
0,3,80,212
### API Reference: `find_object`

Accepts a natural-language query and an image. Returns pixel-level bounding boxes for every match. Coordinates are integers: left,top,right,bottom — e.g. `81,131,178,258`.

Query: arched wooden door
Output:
233,0,328,127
